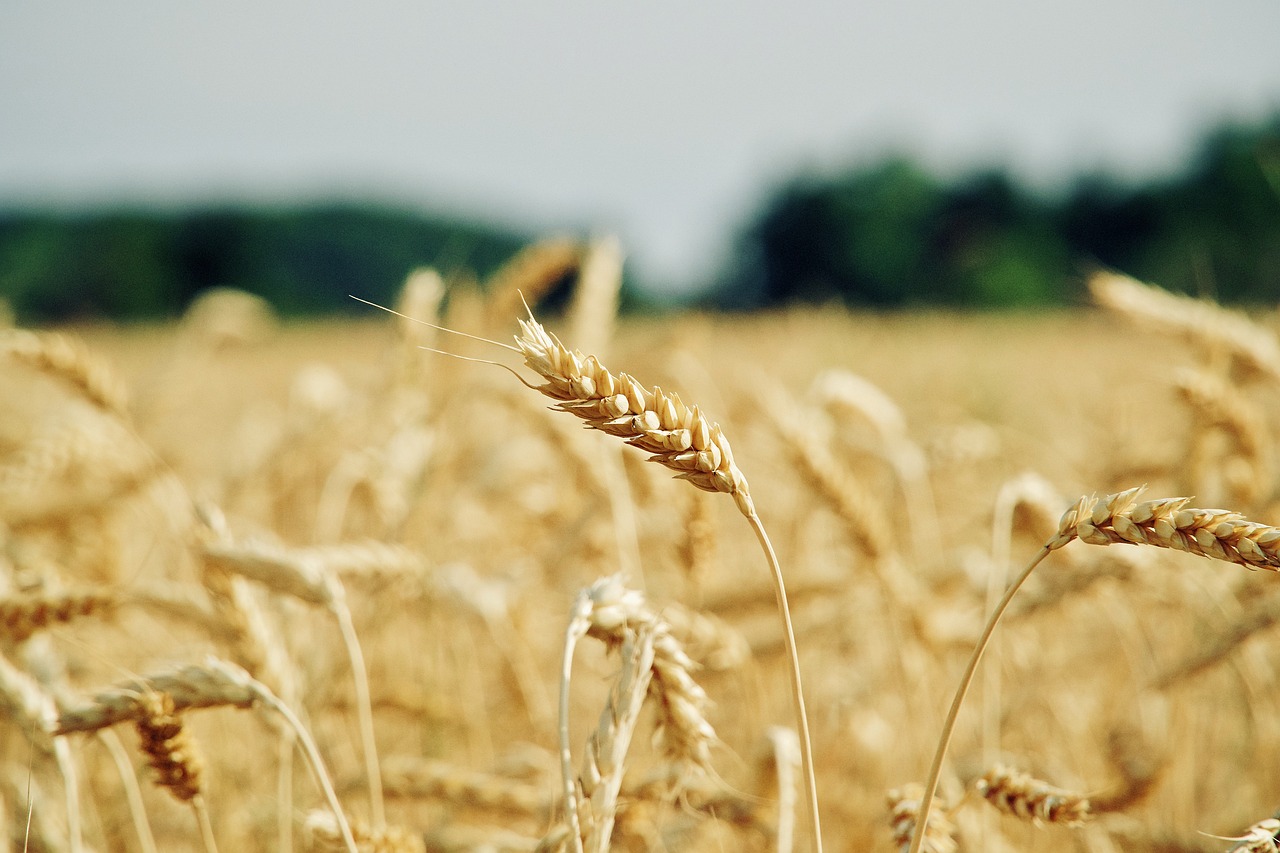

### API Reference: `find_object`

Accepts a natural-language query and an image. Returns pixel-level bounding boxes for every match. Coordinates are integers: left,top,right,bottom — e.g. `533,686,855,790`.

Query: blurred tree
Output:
0,204,533,322
716,112,1280,309
720,158,944,308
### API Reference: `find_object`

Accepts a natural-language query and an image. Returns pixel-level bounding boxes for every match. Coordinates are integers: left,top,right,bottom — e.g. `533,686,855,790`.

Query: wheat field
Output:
3,254,1280,853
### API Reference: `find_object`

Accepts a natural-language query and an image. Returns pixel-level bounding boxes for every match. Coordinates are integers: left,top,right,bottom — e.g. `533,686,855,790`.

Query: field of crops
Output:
3,247,1280,853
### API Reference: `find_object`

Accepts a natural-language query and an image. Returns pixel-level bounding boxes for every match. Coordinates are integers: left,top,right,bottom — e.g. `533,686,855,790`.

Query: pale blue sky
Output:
3,1,1279,291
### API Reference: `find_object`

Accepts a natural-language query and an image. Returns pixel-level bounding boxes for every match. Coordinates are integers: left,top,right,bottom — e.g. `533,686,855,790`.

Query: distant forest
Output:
2,113,1278,321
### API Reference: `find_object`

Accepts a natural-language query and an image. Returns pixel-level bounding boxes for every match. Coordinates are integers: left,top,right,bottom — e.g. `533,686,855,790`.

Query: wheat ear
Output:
56,657,360,853
974,765,1091,826
512,309,823,851
0,328,130,415
199,534,384,825
350,293,822,851
134,691,219,853
910,486,1280,853
1174,367,1273,505
0,589,115,643
580,626,656,852
554,576,717,853
1155,592,1279,686
1089,269,1280,382
887,784,957,853
485,236,583,329
1221,817,1280,852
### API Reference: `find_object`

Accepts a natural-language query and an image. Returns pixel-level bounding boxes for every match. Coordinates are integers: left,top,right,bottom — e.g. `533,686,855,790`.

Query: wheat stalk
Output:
764,726,801,853
887,784,957,853
96,727,161,853
351,294,824,851
579,625,656,853
55,657,360,853
197,522,384,824
909,486,1280,853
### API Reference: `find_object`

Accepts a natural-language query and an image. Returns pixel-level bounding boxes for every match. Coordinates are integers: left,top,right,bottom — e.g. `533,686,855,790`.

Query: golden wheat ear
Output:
352,292,822,851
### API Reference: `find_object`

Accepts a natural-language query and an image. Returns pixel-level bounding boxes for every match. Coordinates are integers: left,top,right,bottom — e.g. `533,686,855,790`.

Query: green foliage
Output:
2,114,1278,318
717,113,1280,308
0,204,531,322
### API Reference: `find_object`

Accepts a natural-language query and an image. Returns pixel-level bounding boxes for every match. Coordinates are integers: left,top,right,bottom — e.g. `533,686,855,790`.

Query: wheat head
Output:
513,314,754,516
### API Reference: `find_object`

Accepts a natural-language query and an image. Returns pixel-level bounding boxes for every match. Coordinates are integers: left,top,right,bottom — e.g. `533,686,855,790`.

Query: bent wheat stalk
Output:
909,486,1280,853
352,295,824,851
56,657,359,853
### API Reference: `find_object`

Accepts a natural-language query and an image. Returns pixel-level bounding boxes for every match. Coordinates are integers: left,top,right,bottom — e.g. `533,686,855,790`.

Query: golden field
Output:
3,265,1280,853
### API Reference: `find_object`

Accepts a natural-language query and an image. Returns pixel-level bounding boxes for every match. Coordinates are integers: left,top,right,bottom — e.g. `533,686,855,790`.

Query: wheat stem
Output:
908,546,1051,853
747,510,822,853
558,596,592,853
277,727,296,853
331,592,385,827
192,797,220,853
97,728,159,853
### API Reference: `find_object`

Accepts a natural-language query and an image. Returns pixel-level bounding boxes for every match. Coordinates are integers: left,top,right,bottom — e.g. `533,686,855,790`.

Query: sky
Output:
2,1,1280,293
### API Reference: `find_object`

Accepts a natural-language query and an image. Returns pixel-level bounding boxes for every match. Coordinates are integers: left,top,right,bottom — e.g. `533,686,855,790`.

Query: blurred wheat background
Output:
5,252,1280,851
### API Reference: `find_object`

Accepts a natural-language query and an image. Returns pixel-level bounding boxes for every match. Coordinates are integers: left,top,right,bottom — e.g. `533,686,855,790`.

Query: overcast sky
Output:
3,1,1279,292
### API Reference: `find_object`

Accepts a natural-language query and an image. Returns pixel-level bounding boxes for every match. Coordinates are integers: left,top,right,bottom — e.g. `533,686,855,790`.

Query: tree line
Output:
712,113,1280,309
1,113,1277,321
